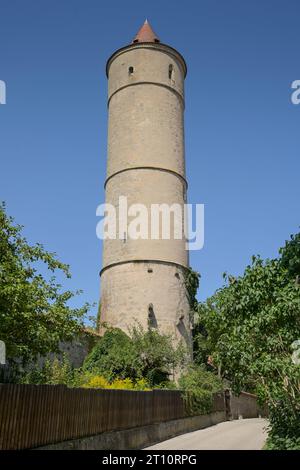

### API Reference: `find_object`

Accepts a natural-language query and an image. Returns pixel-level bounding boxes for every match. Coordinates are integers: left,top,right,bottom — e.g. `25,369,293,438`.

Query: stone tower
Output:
100,20,192,350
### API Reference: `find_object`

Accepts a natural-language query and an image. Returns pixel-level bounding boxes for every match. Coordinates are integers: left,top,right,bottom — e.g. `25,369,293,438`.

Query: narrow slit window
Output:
128,66,134,75
169,64,174,81
148,304,157,328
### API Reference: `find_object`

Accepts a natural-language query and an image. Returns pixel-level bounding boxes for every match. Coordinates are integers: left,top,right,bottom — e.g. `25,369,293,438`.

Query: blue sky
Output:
0,0,299,318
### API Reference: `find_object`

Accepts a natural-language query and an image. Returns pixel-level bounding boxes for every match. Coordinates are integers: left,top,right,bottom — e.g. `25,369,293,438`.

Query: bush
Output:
265,369,300,450
21,354,81,387
83,328,139,382
82,374,110,389
21,359,152,391
20,325,185,390
266,402,300,450
82,375,150,391
179,365,223,415
83,326,185,387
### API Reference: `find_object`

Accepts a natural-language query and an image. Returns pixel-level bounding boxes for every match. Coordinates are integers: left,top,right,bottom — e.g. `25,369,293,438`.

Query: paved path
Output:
145,418,268,450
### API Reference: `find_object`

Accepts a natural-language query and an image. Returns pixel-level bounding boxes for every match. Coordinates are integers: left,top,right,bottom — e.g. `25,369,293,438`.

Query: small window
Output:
175,272,180,279
176,314,185,327
128,66,134,75
148,303,154,316
168,64,174,81
147,268,153,273
148,304,157,328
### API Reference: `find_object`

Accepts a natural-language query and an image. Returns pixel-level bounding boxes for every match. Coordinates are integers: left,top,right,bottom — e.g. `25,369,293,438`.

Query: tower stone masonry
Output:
100,20,192,351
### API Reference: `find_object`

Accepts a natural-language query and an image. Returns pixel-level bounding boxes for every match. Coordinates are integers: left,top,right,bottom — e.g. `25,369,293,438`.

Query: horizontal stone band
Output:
100,259,189,276
108,81,184,108
104,166,188,189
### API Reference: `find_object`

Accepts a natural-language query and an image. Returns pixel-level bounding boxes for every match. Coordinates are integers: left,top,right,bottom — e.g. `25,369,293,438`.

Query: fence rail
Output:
0,384,262,450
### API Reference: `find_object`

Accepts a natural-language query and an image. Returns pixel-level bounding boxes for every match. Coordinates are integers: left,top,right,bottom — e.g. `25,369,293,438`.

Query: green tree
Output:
279,231,300,280
198,256,300,391
197,237,300,449
0,203,89,363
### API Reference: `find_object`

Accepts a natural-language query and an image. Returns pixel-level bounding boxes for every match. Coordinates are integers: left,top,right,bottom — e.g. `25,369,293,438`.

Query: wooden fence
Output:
0,384,259,450
0,384,194,450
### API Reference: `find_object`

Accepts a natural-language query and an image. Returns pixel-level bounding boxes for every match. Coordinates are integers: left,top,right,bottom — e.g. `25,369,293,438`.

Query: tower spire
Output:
132,19,160,43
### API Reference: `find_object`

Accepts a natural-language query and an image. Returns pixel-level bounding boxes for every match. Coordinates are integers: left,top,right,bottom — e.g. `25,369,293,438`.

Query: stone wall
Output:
37,412,226,450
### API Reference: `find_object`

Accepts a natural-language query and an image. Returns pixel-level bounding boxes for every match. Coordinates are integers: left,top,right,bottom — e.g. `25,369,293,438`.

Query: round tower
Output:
100,20,192,350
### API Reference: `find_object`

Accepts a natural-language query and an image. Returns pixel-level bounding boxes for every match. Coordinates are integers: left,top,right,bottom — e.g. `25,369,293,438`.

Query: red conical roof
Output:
132,19,160,44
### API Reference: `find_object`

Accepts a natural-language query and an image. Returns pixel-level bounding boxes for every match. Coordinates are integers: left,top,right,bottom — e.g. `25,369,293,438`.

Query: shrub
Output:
179,365,223,415
266,401,300,450
83,326,185,387
82,375,150,391
21,354,81,387
265,365,300,450
83,328,140,382
81,375,110,389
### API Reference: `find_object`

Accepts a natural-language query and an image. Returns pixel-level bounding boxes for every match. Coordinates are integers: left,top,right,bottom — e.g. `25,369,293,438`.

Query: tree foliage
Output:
279,231,300,279
197,256,300,391
0,203,89,362
196,233,300,449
